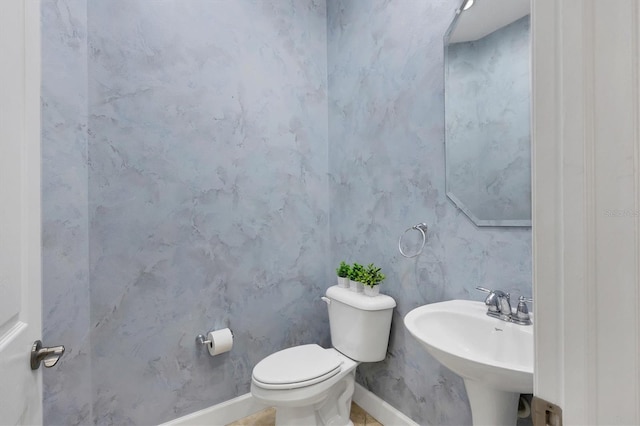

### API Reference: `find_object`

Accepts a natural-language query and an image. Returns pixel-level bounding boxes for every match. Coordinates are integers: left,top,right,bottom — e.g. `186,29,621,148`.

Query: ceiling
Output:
449,0,530,43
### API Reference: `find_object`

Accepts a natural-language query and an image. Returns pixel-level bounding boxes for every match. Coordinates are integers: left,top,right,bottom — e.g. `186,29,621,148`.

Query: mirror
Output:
444,0,531,227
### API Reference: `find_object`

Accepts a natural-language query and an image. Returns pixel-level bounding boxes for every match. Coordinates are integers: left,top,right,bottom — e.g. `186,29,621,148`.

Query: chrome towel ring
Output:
398,223,428,258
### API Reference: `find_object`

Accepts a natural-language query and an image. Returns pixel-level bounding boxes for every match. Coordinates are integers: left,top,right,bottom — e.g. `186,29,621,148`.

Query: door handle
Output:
30,340,65,370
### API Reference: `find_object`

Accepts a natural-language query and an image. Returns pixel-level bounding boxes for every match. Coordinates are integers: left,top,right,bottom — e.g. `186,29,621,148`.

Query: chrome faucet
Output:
476,287,532,325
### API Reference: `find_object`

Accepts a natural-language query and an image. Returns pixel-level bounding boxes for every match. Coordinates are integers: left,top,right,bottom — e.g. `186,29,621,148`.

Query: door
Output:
0,0,43,424
533,0,640,424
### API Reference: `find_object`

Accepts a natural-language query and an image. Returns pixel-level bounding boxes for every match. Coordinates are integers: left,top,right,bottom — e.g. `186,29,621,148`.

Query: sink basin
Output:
404,299,533,426
404,299,533,392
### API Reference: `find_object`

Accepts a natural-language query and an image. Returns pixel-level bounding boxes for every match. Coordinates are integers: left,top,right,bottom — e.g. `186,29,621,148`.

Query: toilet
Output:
250,285,396,426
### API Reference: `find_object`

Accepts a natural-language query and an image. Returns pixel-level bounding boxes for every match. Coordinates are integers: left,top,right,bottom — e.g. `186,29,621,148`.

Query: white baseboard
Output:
159,393,268,426
161,383,417,426
353,383,418,426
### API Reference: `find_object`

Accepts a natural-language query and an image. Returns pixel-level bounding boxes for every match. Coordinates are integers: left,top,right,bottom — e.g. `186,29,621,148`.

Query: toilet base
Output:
271,372,355,426
252,366,356,426
275,405,321,426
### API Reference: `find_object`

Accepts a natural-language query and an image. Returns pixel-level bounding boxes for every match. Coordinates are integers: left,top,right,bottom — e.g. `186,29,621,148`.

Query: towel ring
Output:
398,223,428,258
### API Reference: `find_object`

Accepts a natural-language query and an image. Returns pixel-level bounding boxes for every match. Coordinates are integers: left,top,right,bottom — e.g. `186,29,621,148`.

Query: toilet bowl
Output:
251,345,358,425
250,286,396,426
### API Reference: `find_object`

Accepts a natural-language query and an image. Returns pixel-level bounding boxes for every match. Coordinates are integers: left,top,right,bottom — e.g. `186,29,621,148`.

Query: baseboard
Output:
159,393,268,426
161,383,417,426
353,383,418,426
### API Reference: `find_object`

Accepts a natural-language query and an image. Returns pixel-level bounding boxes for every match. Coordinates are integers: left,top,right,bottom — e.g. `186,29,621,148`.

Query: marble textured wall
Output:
43,0,329,424
446,16,531,224
41,0,92,424
86,1,329,423
327,1,532,424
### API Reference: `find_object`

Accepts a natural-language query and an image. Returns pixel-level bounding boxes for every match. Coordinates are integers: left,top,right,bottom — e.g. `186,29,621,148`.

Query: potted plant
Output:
362,263,386,297
349,263,365,293
336,261,351,288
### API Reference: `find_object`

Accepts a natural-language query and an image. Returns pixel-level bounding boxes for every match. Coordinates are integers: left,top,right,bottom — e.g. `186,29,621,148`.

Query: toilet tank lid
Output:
326,286,396,311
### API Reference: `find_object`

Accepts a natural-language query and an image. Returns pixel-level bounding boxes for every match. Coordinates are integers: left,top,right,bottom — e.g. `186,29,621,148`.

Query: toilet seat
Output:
252,344,343,390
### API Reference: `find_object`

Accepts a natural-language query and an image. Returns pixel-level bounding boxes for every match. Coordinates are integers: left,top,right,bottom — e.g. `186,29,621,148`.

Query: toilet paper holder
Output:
195,329,234,347
195,334,210,346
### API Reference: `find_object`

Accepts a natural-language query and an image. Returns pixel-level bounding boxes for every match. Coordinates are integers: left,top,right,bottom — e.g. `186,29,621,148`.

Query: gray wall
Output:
42,1,532,425
41,0,92,424
327,1,531,424
43,0,329,424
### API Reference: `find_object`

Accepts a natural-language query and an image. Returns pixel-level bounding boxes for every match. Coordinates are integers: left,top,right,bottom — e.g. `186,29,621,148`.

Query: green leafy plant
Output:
361,263,386,288
336,261,351,278
349,263,365,282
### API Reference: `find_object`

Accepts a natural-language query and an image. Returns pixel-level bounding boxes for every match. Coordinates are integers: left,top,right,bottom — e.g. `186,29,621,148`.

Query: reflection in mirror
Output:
445,0,531,226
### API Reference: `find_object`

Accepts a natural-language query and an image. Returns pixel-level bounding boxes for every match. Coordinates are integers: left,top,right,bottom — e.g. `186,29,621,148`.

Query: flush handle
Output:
321,296,331,305
30,340,65,370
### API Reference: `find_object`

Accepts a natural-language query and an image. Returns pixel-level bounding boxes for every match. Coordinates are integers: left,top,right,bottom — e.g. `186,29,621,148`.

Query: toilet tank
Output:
325,286,396,362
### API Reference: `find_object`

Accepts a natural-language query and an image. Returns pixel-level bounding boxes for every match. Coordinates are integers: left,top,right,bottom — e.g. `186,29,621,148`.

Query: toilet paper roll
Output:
207,328,233,356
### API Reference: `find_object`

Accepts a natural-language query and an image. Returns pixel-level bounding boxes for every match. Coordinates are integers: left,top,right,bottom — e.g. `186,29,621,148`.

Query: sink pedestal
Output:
464,380,519,426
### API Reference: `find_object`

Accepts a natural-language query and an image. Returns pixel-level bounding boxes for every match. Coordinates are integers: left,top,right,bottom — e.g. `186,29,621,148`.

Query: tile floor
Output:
227,402,382,426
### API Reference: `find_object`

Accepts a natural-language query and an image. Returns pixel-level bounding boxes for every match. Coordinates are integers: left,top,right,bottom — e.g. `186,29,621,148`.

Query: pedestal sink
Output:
404,300,533,426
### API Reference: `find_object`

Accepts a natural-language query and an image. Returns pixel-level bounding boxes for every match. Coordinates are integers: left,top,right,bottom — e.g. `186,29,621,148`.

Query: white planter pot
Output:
349,280,364,293
337,276,350,288
364,285,380,297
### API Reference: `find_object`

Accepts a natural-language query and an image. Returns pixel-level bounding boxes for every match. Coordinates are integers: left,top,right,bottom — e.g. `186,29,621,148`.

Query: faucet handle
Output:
514,296,533,325
475,286,509,298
